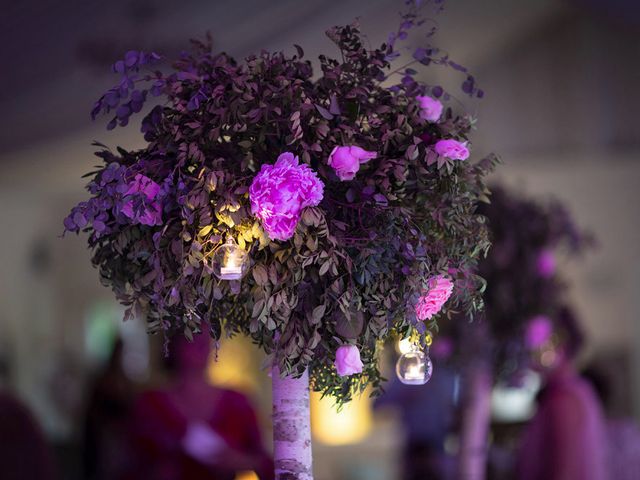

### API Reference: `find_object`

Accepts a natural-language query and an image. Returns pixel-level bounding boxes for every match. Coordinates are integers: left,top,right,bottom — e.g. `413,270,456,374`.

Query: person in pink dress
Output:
123,331,273,480
516,307,607,480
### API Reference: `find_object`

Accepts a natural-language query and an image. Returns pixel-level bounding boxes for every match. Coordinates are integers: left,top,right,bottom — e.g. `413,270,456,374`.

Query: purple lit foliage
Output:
386,4,484,101
90,50,162,129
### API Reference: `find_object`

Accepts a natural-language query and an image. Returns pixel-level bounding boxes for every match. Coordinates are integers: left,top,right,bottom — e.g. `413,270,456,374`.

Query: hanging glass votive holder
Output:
211,236,249,280
396,344,433,385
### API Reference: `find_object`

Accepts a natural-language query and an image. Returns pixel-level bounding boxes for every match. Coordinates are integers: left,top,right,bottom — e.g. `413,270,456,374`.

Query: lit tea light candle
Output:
220,250,243,280
212,236,248,281
404,364,424,382
396,348,432,386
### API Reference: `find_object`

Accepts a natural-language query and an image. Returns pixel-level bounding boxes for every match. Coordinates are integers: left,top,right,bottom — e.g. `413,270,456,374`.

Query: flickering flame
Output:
225,249,240,268
219,240,245,279
404,363,423,380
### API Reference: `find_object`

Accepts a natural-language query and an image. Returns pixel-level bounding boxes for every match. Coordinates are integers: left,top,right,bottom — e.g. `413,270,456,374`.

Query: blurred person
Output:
583,365,640,480
516,307,607,480
0,360,57,480
374,337,459,480
123,330,273,480
82,337,135,479
0,351,10,389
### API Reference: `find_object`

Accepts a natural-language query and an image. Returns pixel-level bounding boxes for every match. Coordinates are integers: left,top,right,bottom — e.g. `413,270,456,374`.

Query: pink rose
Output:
434,139,470,161
328,146,377,181
416,95,443,122
249,152,324,241
525,315,553,349
536,249,556,278
415,275,454,321
334,345,364,376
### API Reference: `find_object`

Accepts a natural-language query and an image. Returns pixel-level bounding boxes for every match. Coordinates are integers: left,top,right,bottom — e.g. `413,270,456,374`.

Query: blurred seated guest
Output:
583,364,640,480
0,391,57,480
83,338,134,479
374,337,459,480
516,307,607,480
123,330,273,480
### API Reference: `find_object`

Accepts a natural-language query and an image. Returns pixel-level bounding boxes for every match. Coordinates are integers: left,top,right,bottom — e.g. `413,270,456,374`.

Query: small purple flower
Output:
525,315,553,349
536,249,556,278
327,146,377,181
249,152,324,241
416,95,443,122
434,139,470,161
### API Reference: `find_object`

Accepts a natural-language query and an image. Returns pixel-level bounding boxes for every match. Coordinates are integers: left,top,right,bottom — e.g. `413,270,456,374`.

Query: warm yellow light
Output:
220,248,241,276
405,363,422,380
211,237,248,280
396,329,429,354
226,250,240,267
235,471,259,480
206,336,259,393
397,337,413,355
310,390,372,445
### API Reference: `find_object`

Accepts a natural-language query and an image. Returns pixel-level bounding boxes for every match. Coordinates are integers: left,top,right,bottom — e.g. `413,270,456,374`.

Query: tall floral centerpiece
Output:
454,186,590,480
64,2,497,477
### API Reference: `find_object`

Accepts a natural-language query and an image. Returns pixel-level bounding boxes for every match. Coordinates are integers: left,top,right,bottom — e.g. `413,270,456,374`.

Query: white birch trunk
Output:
272,367,313,480
458,361,492,480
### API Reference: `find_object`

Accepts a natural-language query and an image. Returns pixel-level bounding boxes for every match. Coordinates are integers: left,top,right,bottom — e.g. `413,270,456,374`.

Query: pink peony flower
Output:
434,139,470,161
536,249,556,278
416,95,443,122
525,315,553,349
415,275,454,321
335,345,364,376
121,174,163,226
249,152,324,241
327,146,377,181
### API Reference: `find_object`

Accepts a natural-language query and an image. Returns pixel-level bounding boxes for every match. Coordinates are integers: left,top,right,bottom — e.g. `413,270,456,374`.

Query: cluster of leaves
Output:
386,0,484,100
453,186,591,380
65,1,497,404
